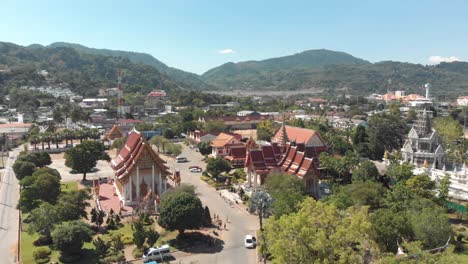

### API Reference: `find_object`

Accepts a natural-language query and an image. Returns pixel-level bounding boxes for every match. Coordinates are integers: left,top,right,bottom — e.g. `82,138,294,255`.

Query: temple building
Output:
401,109,445,169
110,129,171,209
104,125,125,141
245,125,327,198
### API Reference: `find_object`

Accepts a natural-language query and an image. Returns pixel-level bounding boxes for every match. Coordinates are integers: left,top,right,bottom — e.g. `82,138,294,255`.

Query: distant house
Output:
271,125,327,151
145,90,167,115
187,130,219,145
0,123,33,147
457,96,468,106
210,133,243,158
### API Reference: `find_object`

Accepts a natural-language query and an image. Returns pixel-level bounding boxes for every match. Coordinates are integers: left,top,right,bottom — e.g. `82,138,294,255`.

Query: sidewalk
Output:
219,189,250,214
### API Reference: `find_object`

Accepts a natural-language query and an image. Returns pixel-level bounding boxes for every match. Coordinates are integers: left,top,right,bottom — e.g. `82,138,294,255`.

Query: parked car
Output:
175,156,188,163
143,245,170,263
190,167,202,173
244,235,256,249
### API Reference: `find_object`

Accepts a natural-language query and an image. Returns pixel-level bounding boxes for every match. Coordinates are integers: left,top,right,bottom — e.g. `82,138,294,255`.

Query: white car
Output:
190,167,202,173
244,235,256,248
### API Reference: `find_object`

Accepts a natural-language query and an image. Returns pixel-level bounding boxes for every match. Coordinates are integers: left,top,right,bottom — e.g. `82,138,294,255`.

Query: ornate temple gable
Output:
137,147,155,170
429,130,438,141
435,145,444,154
408,128,419,139
111,129,170,180
403,141,413,153
105,125,125,140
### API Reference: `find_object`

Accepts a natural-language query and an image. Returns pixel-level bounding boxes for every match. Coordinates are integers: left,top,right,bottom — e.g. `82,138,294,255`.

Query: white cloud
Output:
428,55,460,64
217,48,235,54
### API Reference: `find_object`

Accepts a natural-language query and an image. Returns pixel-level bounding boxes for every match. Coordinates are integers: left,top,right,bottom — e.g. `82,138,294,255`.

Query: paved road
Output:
0,148,20,264
156,145,259,264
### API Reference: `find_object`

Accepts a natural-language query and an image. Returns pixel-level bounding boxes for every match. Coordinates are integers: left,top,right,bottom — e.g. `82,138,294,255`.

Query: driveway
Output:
136,145,259,264
0,147,21,264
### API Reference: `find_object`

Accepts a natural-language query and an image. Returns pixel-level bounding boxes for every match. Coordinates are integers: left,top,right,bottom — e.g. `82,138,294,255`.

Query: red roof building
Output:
110,129,171,209
271,125,327,151
104,125,125,141
225,146,247,168
210,132,244,158
245,125,327,198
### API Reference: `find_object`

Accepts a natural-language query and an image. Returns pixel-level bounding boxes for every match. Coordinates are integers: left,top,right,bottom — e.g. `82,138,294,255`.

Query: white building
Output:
457,96,468,106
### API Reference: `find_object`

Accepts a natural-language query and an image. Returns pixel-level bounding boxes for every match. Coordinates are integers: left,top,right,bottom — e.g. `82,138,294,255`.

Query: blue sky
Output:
1,0,467,74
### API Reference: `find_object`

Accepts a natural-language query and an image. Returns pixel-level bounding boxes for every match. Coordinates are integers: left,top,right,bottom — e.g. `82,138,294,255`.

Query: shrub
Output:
132,247,144,258
121,235,133,245
33,247,51,264
104,252,125,263
58,252,81,263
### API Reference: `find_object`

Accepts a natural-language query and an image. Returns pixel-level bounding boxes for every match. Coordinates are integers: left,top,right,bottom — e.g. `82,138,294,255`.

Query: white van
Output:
176,156,188,163
143,245,171,262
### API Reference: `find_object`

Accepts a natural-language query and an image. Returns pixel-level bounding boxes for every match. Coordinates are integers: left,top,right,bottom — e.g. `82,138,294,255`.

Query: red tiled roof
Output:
111,129,169,180
211,133,243,148
148,91,167,97
272,126,326,148
261,145,277,167
287,151,305,175
0,123,32,128
281,146,298,171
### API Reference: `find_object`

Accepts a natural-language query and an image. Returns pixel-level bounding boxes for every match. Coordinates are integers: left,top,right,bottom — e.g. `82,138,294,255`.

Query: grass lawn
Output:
61,181,79,193
21,211,96,264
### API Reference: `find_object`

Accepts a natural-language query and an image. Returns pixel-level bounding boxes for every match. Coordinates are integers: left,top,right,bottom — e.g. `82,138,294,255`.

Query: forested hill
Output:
33,42,212,90
0,41,183,96
202,50,468,97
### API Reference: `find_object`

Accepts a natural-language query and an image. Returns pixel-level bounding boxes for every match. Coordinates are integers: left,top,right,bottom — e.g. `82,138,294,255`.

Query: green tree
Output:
203,206,212,226
409,206,451,248
51,220,93,257
371,208,413,252
64,140,110,181
162,128,175,139
339,181,386,210
146,228,159,247
352,125,368,146
149,135,169,153
132,220,146,248
265,198,378,264
405,174,435,199
18,172,61,212
93,236,109,257
368,114,405,160
205,157,231,177
386,162,414,183
18,152,52,168
13,160,36,180
111,137,126,150
56,189,91,221
158,191,204,236
257,120,276,141
264,172,306,218
204,121,227,133
197,141,212,155
433,117,463,145
28,202,60,242
438,174,451,205
249,189,272,231
352,160,379,182
90,208,105,227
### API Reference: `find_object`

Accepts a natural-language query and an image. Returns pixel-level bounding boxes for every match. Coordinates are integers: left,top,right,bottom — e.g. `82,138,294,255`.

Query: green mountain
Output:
32,42,211,90
202,50,468,97
0,41,182,96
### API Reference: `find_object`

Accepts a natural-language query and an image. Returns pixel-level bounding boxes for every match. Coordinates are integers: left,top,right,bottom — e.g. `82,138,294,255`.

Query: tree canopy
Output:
158,191,204,236
265,198,378,264
64,140,110,181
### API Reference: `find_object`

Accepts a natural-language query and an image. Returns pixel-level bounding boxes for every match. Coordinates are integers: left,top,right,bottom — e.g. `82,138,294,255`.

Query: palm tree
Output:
43,132,53,150
29,134,39,151
53,132,62,149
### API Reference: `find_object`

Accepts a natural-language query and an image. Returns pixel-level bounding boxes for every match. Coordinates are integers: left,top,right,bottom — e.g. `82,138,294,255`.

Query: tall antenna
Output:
117,68,123,119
